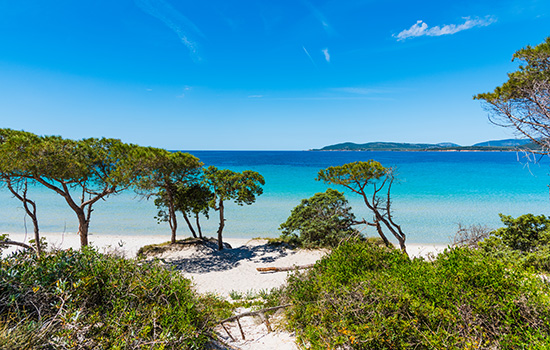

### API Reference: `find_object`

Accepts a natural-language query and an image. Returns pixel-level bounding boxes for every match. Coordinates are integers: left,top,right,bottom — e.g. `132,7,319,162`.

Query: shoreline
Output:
2,232,448,259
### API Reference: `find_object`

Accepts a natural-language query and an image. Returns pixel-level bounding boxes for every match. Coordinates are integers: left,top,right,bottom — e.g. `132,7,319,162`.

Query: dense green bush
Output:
477,213,550,273
283,240,550,349
0,247,212,349
493,213,550,252
279,189,359,248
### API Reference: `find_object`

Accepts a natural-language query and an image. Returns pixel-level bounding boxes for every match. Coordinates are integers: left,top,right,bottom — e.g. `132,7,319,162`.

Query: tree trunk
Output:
217,199,225,250
5,179,42,256
31,212,41,256
182,212,197,238
77,210,89,247
374,218,391,247
196,214,203,239
169,204,177,244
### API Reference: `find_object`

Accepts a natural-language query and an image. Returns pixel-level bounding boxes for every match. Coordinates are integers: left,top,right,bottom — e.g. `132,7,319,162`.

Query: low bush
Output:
493,213,550,252
478,213,550,273
0,247,212,349
279,189,359,248
283,240,550,349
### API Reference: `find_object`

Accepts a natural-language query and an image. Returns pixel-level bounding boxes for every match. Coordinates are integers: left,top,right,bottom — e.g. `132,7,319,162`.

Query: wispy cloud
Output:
302,46,317,68
303,0,335,35
135,0,203,61
177,86,192,98
248,95,264,98
322,48,330,63
394,16,496,41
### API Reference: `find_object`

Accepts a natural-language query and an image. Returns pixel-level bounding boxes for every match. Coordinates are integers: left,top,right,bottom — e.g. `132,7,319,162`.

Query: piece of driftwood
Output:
256,264,314,273
219,304,292,340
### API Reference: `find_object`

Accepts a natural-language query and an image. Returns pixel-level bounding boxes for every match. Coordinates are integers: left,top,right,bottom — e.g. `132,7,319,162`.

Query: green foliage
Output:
204,166,265,249
204,166,265,206
279,189,358,248
316,160,407,252
316,160,387,189
474,37,550,152
174,183,213,218
0,129,155,246
475,37,550,102
493,213,550,252
0,248,212,349
154,183,214,237
477,213,550,273
283,240,550,349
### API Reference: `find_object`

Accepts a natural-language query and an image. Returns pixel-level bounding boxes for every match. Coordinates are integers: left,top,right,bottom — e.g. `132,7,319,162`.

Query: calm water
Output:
1,151,549,244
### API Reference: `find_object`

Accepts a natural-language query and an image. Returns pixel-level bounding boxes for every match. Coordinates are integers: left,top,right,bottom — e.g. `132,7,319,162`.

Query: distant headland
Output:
312,139,540,152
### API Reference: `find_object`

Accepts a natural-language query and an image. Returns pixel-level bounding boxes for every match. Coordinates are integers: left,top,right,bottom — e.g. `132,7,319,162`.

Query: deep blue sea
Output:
1,151,549,244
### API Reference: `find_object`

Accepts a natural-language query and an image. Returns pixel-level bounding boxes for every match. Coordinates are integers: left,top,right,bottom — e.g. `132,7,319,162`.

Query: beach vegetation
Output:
452,223,492,249
156,183,214,239
475,36,550,154
135,149,203,244
279,189,359,248
477,213,550,272
282,239,550,349
0,129,148,248
203,166,265,250
0,130,45,255
136,237,231,257
317,161,407,254
0,246,213,349
492,213,550,252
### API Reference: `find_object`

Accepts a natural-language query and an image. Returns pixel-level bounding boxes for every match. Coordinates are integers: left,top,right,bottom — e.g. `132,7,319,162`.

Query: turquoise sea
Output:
1,151,549,245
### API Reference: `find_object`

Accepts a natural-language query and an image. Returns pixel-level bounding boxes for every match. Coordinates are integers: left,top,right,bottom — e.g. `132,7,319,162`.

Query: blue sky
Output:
0,0,549,150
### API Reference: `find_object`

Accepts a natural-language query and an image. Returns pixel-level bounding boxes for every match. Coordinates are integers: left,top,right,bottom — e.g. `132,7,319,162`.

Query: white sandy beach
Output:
3,232,447,349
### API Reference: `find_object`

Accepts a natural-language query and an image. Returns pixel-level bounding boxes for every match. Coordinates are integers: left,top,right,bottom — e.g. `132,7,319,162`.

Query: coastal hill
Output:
314,138,540,151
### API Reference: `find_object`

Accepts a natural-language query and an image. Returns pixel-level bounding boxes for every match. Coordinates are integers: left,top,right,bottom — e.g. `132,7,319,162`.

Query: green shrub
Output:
477,214,550,273
494,213,550,252
0,247,211,349
283,240,550,349
279,189,359,248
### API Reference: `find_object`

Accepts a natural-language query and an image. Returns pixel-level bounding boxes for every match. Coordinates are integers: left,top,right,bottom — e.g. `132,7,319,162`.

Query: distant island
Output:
313,139,540,152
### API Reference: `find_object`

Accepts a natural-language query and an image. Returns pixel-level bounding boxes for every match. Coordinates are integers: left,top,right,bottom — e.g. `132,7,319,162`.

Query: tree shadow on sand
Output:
161,239,293,274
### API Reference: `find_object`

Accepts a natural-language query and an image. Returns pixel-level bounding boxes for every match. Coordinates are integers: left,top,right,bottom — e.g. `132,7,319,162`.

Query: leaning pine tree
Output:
317,160,407,254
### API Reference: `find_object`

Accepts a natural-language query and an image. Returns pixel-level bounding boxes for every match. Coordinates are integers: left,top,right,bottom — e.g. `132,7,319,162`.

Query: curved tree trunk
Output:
359,184,407,255
196,214,203,239
5,178,42,256
30,208,41,256
182,212,197,238
217,200,225,250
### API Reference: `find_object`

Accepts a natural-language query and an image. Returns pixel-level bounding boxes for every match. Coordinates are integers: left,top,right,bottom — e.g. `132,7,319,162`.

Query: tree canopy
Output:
155,183,213,239
135,149,203,243
475,37,550,153
204,166,265,250
317,161,407,254
0,129,145,247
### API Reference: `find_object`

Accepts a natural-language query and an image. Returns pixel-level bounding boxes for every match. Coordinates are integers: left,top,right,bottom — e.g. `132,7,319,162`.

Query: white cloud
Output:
135,0,203,61
322,48,330,63
248,95,264,98
394,16,496,41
